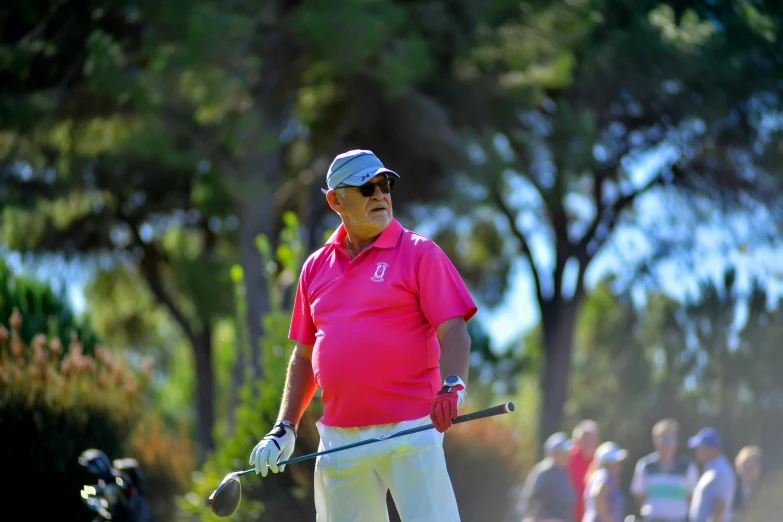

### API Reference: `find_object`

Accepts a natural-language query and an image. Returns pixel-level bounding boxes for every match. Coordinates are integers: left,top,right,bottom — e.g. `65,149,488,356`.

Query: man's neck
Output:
343,230,378,258
703,453,722,467
657,452,675,468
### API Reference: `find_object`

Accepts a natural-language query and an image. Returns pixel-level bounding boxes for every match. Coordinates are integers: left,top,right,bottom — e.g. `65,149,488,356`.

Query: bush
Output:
0,309,192,521
131,414,195,522
442,417,533,522
734,471,783,522
0,259,99,354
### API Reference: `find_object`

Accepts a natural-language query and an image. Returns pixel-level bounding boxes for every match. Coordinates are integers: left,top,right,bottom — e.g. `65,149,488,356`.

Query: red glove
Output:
429,384,465,433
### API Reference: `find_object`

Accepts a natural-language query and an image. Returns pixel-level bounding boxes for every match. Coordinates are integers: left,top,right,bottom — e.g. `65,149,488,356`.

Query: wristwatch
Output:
443,375,466,390
275,420,298,437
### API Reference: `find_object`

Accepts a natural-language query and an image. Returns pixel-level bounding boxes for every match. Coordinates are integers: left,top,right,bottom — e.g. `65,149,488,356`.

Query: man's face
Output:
553,449,571,468
695,444,715,464
329,174,393,237
653,430,678,460
576,430,599,458
740,458,761,484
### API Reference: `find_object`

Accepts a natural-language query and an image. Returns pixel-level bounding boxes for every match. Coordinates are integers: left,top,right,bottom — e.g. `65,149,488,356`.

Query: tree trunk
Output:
193,324,215,460
539,298,583,445
238,197,276,382
233,31,299,384
225,302,248,436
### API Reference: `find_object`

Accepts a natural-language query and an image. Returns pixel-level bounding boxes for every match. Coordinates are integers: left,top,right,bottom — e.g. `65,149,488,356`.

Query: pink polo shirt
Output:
289,219,477,427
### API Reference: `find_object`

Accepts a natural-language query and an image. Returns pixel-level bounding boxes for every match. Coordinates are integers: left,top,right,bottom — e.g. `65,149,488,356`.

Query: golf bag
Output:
78,448,155,522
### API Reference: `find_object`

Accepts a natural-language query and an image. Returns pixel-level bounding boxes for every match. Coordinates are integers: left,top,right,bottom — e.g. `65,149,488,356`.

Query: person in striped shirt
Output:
630,418,699,522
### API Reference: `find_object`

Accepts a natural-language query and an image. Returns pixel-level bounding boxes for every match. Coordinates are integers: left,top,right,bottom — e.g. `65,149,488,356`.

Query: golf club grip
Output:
454,402,514,425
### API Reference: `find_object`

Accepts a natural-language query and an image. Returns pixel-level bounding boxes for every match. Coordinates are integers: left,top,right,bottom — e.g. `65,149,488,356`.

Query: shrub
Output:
734,471,783,522
0,309,191,521
131,413,195,522
0,259,99,354
441,416,533,522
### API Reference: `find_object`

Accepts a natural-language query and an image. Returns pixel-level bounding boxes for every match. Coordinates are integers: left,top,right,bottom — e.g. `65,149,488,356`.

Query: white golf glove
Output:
249,422,296,477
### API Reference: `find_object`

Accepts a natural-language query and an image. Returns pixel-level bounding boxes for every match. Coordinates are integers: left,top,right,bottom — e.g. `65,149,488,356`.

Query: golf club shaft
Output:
239,402,514,477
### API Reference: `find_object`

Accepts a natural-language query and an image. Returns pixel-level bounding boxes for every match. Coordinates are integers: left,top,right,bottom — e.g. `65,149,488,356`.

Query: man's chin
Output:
369,209,392,221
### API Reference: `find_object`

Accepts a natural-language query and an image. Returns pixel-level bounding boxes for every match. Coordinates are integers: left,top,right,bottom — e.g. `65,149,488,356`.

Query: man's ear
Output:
326,189,342,213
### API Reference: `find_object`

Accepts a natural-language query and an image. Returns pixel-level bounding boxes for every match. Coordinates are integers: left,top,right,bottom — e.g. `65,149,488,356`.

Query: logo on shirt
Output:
371,262,389,282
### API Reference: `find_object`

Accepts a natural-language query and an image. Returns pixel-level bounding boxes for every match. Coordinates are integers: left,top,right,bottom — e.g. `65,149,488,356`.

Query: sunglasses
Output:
338,177,395,197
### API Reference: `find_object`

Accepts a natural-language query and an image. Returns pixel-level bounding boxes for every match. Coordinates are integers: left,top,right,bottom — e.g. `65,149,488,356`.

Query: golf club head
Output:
209,474,242,517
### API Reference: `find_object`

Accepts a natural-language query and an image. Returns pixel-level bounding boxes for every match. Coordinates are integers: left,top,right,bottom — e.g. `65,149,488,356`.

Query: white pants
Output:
314,416,461,522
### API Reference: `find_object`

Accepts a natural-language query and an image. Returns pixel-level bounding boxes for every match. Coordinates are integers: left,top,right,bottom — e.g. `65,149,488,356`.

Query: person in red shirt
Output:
568,420,600,521
248,149,477,522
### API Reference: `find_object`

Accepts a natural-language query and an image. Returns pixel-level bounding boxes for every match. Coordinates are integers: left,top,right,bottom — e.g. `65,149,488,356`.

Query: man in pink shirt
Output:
249,149,477,521
568,420,600,522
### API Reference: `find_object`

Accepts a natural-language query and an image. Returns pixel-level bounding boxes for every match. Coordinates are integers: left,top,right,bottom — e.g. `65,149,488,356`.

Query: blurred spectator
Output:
521,432,577,522
688,428,736,522
570,420,600,521
733,445,762,516
582,441,628,522
630,418,698,522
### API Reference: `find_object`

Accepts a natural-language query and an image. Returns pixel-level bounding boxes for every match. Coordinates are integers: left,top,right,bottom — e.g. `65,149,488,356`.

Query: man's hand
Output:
430,384,465,432
249,423,296,477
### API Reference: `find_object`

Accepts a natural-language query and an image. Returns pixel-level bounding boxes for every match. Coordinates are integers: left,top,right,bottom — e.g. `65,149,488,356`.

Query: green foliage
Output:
0,258,99,355
566,271,783,513
177,212,317,521
0,314,147,520
734,471,783,522
289,0,435,95
444,418,532,521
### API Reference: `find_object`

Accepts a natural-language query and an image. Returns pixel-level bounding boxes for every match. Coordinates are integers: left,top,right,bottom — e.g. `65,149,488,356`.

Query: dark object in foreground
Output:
208,402,515,517
79,448,156,522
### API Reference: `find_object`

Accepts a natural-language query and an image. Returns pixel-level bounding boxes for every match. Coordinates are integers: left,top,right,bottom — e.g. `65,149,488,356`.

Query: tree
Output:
0,0,236,455
429,0,783,442
0,258,99,354
563,271,783,512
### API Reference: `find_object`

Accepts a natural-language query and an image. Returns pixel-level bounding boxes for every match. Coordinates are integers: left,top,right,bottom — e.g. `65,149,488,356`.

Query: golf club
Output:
208,402,515,517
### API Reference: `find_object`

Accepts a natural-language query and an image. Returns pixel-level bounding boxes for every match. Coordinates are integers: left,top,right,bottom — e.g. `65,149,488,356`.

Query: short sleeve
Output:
520,467,538,504
520,465,546,515
416,245,477,327
288,264,317,344
686,461,700,492
588,470,609,499
630,459,647,496
715,469,734,501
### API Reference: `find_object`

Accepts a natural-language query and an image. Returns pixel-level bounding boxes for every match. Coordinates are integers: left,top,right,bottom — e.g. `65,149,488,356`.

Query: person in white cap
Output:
248,149,477,521
520,432,577,522
582,441,628,522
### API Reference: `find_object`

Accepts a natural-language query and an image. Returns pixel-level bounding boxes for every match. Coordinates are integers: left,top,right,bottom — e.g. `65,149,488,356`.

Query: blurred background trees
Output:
3,0,783,520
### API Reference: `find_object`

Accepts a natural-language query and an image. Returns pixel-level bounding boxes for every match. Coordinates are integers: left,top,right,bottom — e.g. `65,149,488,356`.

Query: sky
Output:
4,186,782,354
3,131,783,351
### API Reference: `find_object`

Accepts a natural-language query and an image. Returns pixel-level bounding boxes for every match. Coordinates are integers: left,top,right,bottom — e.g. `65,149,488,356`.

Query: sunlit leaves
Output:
290,0,435,94
736,0,777,43
459,0,596,91
648,5,718,51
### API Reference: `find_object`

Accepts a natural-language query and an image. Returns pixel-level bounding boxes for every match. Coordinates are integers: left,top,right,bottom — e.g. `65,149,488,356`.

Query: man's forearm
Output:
277,346,318,426
709,499,726,522
437,317,471,384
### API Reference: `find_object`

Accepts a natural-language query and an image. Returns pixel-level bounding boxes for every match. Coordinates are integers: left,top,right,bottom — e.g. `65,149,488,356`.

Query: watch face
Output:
446,376,459,385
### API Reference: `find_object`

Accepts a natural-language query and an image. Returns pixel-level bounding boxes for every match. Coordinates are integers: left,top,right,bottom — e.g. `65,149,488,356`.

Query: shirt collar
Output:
704,454,727,471
325,219,402,250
